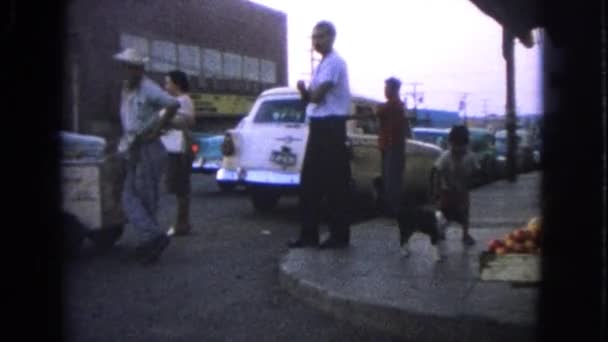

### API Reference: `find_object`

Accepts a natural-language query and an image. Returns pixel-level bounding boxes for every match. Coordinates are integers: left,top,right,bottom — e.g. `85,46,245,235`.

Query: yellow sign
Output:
190,93,256,116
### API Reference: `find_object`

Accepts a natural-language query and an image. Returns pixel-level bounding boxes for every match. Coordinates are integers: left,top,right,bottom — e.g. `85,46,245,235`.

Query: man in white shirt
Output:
288,21,352,249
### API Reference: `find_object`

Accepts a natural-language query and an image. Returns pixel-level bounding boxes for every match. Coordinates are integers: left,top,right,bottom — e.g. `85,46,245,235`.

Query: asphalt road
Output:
63,174,404,342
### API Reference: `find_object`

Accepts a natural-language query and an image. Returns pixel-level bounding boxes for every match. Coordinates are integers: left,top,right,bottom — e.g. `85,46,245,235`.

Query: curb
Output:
278,255,536,342
470,220,528,228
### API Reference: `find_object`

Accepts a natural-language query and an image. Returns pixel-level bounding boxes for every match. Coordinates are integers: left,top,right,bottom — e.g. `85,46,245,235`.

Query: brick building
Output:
63,0,287,142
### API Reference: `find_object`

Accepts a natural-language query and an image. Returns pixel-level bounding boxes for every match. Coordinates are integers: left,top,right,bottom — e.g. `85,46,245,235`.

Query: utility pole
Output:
503,27,518,182
69,32,80,133
459,92,470,126
482,98,489,127
404,82,423,126
482,99,489,116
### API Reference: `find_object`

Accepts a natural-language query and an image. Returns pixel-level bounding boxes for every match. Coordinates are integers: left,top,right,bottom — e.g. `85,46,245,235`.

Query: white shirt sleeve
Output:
177,95,195,118
434,151,450,172
148,80,180,109
434,151,451,190
313,55,344,87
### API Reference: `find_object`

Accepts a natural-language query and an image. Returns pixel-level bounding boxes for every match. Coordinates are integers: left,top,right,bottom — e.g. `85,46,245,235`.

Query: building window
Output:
222,52,242,79
202,48,222,79
150,40,177,73
260,59,276,84
120,33,149,68
178,44,200,76
243,56,260,82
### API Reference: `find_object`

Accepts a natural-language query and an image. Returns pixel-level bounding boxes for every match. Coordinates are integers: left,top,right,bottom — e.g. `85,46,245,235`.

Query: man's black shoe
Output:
287,238,319,248
319,237,349,249
139,234,171,265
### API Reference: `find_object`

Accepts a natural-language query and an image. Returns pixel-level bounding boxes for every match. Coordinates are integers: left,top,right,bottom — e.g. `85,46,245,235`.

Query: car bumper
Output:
191,157,221,174
216,168,300,187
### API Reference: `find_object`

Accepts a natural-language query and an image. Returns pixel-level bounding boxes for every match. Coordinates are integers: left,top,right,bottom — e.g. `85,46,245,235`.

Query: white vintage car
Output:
216,87,442,212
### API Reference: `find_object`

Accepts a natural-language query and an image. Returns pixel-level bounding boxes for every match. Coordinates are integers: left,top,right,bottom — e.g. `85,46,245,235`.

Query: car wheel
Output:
250,188,280,212
217,181,236,192
88,225,124,252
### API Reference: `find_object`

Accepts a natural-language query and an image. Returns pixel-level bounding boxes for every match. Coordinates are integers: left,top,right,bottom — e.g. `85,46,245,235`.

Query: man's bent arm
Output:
141,102,180,140
309,81,333,104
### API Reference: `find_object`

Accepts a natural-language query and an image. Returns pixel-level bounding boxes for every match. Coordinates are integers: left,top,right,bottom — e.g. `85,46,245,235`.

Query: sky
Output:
249,0,544,116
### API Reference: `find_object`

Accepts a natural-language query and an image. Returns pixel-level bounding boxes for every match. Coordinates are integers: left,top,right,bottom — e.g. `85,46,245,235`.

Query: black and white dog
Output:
396,205,448,261
373,177,448,261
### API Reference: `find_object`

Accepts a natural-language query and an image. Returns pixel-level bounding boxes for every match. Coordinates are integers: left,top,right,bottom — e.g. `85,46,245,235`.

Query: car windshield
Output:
253,99,307,124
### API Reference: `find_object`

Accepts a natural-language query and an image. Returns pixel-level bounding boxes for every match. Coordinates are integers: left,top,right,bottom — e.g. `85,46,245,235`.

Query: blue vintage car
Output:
494,128,540,174
190,132,238,191
412,126,499,185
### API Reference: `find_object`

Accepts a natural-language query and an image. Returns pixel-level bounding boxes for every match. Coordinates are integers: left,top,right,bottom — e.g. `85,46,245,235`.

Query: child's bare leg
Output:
460,201,475,245
461,218,475,245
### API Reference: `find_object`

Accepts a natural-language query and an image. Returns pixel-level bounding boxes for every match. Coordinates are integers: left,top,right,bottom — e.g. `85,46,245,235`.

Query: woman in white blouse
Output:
161,70,195,236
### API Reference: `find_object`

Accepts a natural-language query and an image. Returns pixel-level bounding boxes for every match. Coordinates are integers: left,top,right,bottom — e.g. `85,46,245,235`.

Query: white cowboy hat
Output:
113,47,149,66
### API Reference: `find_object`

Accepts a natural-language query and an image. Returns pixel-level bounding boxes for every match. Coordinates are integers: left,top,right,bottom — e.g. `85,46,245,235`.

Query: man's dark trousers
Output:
381,141,405,216
299,116,351,243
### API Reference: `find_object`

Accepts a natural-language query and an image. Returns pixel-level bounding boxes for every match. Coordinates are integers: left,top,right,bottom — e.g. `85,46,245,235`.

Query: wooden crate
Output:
479,251,541,283
61,157,125,231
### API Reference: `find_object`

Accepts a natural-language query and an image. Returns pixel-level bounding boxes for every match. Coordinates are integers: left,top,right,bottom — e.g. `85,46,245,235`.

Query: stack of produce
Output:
486,217,542,255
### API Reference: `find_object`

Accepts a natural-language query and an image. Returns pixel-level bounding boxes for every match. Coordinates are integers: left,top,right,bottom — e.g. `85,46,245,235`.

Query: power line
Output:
403,82,424,125
482,98,489,116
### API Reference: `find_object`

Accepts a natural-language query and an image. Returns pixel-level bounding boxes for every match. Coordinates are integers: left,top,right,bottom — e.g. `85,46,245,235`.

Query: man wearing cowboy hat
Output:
113,47,180,265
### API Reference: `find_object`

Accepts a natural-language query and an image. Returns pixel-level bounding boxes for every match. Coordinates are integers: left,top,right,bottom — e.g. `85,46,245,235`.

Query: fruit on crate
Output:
511,228,530,243
487,239,505,253
512,243,526,253
504,238,516,250
528,229,541,243
527,216,541,232
486,216,542,254
523,240,536,252
495,247,507,255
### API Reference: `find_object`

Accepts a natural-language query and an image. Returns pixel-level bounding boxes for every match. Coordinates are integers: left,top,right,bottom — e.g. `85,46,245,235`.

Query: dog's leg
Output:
435,210,448,240
398,218,413,257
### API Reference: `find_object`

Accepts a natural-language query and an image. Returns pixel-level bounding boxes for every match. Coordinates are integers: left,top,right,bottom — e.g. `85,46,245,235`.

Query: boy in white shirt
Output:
434,125,480,246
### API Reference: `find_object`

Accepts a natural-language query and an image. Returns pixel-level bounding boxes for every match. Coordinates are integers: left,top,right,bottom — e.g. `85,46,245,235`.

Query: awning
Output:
469,0,541,48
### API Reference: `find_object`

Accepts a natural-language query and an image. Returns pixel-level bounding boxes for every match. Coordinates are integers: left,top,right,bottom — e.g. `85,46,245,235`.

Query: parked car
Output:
413,126,498,184
216,87,443,212
411,127,449,150
494,128,538,174
468,127,498,183
190,132,238,191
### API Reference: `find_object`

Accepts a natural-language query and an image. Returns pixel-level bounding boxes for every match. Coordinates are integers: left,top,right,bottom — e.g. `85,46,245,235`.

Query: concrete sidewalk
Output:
279,172,541,341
